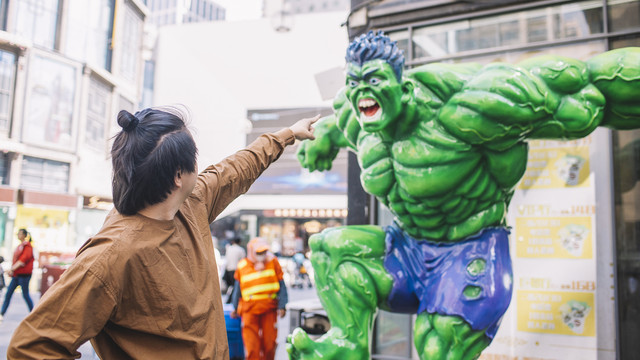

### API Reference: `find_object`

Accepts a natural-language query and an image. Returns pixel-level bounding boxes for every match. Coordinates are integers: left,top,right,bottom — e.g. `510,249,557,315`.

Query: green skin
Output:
288,49,640,360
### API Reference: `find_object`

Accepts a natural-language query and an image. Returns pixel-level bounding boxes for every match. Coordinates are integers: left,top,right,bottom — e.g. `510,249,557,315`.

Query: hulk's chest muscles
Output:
355,123,527,210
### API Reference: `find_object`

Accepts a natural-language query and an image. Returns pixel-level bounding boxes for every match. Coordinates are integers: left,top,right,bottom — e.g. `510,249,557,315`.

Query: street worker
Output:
231,237,288,360
7,106,318,359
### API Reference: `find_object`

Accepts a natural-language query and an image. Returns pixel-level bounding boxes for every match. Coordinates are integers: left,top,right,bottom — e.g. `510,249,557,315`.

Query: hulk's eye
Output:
348,79,359,87
368,78,381,85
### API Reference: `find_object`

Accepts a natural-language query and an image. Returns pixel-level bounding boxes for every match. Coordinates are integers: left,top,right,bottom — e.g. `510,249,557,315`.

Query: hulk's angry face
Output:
345,59,405,132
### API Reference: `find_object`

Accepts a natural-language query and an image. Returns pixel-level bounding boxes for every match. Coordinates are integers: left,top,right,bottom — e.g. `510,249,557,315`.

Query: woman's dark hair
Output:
111,106,198,215
18,228,31,242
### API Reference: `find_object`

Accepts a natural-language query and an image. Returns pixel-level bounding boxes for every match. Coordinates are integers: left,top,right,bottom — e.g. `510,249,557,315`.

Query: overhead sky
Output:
214,0,263,21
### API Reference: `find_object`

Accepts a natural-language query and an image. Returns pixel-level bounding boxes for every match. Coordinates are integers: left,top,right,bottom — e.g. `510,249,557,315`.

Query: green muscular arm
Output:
438,56,605,150
438,48,640,148
297,88,356,172
587,47,640,130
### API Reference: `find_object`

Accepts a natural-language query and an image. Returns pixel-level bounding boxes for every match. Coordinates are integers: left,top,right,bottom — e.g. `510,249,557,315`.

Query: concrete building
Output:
0,0,148,260
263,0,350,17
146,0,226,26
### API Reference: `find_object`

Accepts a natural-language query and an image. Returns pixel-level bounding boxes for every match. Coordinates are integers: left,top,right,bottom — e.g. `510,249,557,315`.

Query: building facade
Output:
343,1,640,359
146,0,225,26
264,0,350,17
0,0,148,264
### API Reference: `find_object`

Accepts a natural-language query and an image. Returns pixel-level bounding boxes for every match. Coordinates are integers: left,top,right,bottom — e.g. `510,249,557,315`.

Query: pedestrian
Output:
0,229,35,324
7,106,318,358
231,237,288,360
223,237,246,302
0,255,5,292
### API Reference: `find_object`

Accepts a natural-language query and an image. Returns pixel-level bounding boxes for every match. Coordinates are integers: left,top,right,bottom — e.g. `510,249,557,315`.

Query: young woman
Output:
0,229,35,323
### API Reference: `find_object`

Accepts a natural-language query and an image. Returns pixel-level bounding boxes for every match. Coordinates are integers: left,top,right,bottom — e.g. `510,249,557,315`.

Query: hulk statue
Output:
288,31,640,360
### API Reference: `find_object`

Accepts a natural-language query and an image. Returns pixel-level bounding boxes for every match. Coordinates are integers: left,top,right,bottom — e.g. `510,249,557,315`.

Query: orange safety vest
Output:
236,258,282,304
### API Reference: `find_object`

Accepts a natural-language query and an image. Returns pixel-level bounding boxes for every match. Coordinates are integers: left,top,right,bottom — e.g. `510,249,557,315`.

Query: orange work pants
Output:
241,310,278,360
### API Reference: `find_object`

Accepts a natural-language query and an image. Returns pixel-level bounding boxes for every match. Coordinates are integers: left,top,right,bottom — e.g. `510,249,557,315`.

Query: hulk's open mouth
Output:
358,98,381,119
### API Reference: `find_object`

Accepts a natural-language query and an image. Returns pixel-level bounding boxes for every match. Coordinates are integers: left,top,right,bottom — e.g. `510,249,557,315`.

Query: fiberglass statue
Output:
290,31,640,360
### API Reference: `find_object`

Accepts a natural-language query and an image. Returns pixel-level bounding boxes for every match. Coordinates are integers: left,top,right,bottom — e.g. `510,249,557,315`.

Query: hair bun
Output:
117,110,139,132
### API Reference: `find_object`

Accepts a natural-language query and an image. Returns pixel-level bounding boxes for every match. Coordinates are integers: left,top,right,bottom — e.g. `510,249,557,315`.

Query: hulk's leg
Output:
414,313,490,360
287,225,392,360
412,227,513,360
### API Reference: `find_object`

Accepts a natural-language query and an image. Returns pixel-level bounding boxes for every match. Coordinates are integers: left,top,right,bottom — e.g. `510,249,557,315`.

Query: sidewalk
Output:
0,290,96,359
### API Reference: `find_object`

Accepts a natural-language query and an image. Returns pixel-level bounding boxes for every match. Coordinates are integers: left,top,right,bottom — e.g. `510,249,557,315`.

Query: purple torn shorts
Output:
384,223,513,338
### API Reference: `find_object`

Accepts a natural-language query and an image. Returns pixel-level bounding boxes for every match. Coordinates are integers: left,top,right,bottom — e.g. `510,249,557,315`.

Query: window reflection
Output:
23,55,77,149
611,33,640,360
409,0,603,61
120,3,143,82
85,78,111,151
0,49,16,134
21,156,70,193
64,0,114,70
13,0,60,49
608,0,640,33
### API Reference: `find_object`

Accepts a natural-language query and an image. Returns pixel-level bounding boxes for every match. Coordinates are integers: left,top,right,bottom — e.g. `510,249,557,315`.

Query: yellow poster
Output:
519,146,590,189
516,290,595,337
515,216,593,259
15,205,70,251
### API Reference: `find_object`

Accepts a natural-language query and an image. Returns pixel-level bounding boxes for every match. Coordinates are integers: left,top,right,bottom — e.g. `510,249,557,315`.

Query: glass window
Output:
412,22,455,59
21,156,70,193
612,128,640,360
0,49,16,134
0,0,8,30
64,0,115,71
610,33,640,360
13,0,60,49
85,78,111,151
23,54,77,149
119,2,143,83
553,2,603,39
608,0,640,33
526,15,548,42
0,152,9,185
410,0,604,61
140,60,155,109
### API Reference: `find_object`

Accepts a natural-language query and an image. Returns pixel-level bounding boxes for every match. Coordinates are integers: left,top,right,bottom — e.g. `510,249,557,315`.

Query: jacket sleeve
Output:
191,128,295,224
7,260,117,359
17,244,33,264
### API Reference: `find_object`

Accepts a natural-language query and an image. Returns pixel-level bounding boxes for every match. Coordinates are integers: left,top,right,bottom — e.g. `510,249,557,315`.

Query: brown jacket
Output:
8,129,295,359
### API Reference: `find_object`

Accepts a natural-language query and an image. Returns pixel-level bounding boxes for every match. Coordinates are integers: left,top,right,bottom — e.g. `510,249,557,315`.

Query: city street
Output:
0,285,319,359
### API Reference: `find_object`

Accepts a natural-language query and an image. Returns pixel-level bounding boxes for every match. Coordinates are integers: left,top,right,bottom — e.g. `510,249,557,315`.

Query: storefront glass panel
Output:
610,35,640,360
608,0,640,33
